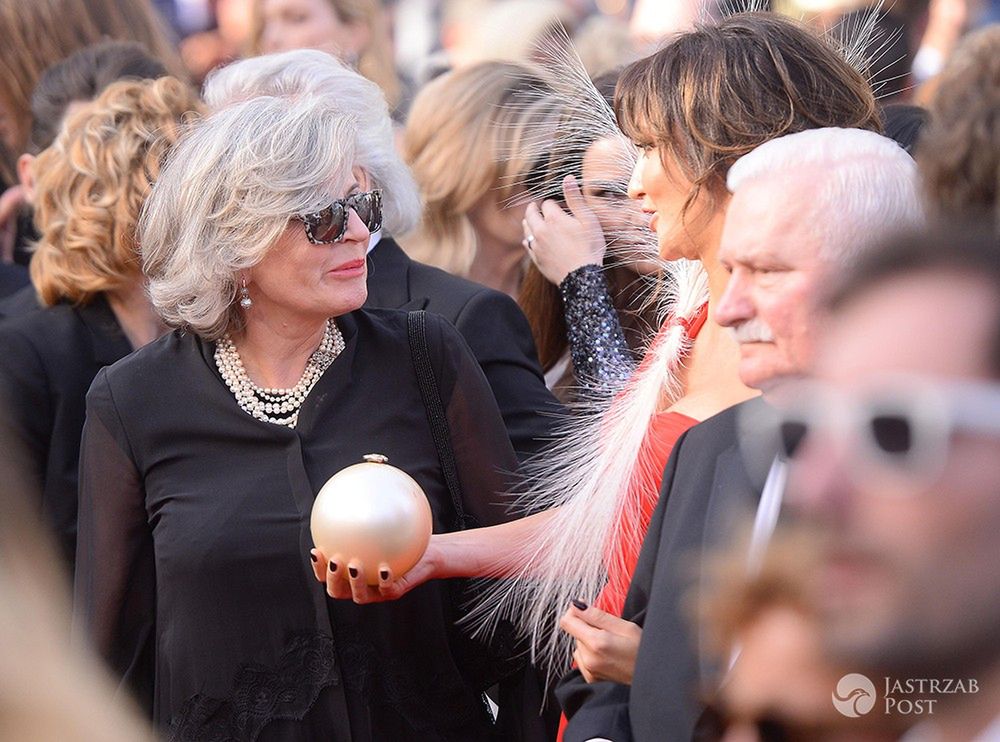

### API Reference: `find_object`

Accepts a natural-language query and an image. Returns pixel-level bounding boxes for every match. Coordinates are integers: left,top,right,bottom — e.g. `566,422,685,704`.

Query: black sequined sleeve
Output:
559,264,636,388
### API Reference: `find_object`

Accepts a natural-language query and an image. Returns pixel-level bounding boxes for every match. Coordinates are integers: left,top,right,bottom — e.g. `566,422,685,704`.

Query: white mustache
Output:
730,318,775,343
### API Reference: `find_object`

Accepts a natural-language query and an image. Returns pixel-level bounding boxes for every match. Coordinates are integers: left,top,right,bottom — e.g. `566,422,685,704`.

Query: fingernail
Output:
572,599,588,611
329,561,337,573
380,569,390,581
349,567,359,579
310,553,318,563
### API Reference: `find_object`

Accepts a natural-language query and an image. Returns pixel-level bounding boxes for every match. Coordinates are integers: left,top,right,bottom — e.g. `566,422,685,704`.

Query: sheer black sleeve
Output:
559,265,635,389
425,312,520,528
73,368,156,713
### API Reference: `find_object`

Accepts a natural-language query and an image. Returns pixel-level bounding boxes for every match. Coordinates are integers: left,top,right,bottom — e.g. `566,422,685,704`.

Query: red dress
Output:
595,302,708,617
556,304,708,740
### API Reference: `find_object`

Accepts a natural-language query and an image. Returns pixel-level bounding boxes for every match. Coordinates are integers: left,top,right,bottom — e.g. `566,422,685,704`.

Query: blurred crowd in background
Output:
1,0,999,259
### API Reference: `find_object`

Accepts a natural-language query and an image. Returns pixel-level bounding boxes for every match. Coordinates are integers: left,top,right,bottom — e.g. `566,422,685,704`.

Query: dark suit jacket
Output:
0,262,29,299
365,238,562,460
0,283,41,320
0,294,132,568
558,397,777,742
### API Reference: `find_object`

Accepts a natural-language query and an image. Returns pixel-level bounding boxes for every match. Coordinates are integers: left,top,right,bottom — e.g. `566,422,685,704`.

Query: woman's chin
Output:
657,232,699,263
657,246,690,263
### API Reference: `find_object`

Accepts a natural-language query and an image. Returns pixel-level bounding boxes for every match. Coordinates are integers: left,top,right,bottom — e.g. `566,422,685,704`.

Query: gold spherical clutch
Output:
310,454,433,586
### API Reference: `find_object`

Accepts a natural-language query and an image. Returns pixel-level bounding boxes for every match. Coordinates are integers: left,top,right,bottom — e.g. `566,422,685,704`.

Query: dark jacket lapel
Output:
365,238,428,311
696,398,779,687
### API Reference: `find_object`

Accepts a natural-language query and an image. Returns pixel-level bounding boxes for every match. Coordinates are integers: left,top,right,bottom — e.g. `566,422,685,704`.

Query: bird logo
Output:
833,673,877,717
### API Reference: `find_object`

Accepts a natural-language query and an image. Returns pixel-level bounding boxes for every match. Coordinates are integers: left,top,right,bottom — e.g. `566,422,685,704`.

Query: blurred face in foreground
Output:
785,269,1000,677
717,604,898,742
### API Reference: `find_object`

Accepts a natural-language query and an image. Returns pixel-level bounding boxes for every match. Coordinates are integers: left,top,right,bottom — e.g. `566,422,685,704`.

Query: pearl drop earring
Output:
239,278,252,309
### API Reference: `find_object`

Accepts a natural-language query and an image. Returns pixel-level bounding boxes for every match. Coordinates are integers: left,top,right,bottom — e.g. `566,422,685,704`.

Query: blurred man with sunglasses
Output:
560,128,924,742
784,225,1000,741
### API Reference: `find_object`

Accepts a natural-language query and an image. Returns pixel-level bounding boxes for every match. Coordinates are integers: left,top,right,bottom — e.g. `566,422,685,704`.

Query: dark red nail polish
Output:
380,569,390,581
310,553,318,563
572,599,588,611
349,567,359,579
329,561,337,573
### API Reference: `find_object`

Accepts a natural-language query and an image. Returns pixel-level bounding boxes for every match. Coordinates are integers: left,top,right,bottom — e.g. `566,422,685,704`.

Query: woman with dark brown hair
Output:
316,9,881,712
517,70,664,404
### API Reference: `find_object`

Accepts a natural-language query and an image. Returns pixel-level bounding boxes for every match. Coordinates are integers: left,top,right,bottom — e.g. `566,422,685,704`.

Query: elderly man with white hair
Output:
556,127,924,742
201,50,562,463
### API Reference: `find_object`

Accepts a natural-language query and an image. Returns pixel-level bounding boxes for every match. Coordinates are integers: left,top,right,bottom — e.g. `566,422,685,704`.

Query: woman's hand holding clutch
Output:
310,539,444,603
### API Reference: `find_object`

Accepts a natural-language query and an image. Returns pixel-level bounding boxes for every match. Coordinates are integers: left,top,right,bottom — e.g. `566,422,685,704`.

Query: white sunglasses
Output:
774,375,1000,485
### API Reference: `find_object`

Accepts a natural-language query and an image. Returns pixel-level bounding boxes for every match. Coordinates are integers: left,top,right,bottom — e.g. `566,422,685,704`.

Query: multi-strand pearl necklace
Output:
215,318,345,428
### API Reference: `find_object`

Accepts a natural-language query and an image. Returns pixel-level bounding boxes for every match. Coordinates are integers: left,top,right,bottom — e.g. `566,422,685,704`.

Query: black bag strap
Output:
409,312,523,692
407,310,473,531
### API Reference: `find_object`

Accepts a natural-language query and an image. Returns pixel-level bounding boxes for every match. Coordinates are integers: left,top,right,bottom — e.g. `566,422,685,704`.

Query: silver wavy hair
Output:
202,49,421,236
140,93,362,340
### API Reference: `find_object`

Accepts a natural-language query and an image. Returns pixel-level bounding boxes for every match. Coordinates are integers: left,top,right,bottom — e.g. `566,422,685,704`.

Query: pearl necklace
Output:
215,319,345,428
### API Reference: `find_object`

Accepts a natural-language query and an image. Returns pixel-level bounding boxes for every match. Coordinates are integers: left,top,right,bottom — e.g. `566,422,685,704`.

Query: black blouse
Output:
74,309,523,742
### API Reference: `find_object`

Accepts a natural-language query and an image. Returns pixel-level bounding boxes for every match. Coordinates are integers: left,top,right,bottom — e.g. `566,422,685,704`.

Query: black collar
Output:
75,294,134,365
364,238,416,310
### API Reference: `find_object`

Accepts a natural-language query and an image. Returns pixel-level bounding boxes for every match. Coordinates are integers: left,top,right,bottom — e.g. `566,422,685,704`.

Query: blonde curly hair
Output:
29,76,202,306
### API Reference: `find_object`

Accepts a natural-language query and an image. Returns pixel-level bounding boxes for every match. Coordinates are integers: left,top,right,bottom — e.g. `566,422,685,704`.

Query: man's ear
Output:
16,153,35,205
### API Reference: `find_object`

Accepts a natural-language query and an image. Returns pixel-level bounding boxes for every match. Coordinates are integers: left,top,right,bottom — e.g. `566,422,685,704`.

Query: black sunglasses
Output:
297,189,383,244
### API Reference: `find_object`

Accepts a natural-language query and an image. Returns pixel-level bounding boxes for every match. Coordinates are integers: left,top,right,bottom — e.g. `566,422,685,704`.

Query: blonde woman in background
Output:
250,0,403,114
400,61,558,298
447,0,576,67
0,77,201,570
917,25,1000,228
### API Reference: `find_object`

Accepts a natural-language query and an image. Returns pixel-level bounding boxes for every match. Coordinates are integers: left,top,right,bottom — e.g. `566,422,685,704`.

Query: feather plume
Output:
463,2,887,682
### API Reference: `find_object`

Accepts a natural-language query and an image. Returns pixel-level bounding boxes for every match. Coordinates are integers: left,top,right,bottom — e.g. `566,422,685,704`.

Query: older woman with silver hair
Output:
74,75,530,741
201,49,562,464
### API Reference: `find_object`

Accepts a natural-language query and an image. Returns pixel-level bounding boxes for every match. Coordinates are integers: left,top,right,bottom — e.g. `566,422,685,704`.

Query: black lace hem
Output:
334,621,498,735
167,633,339,742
